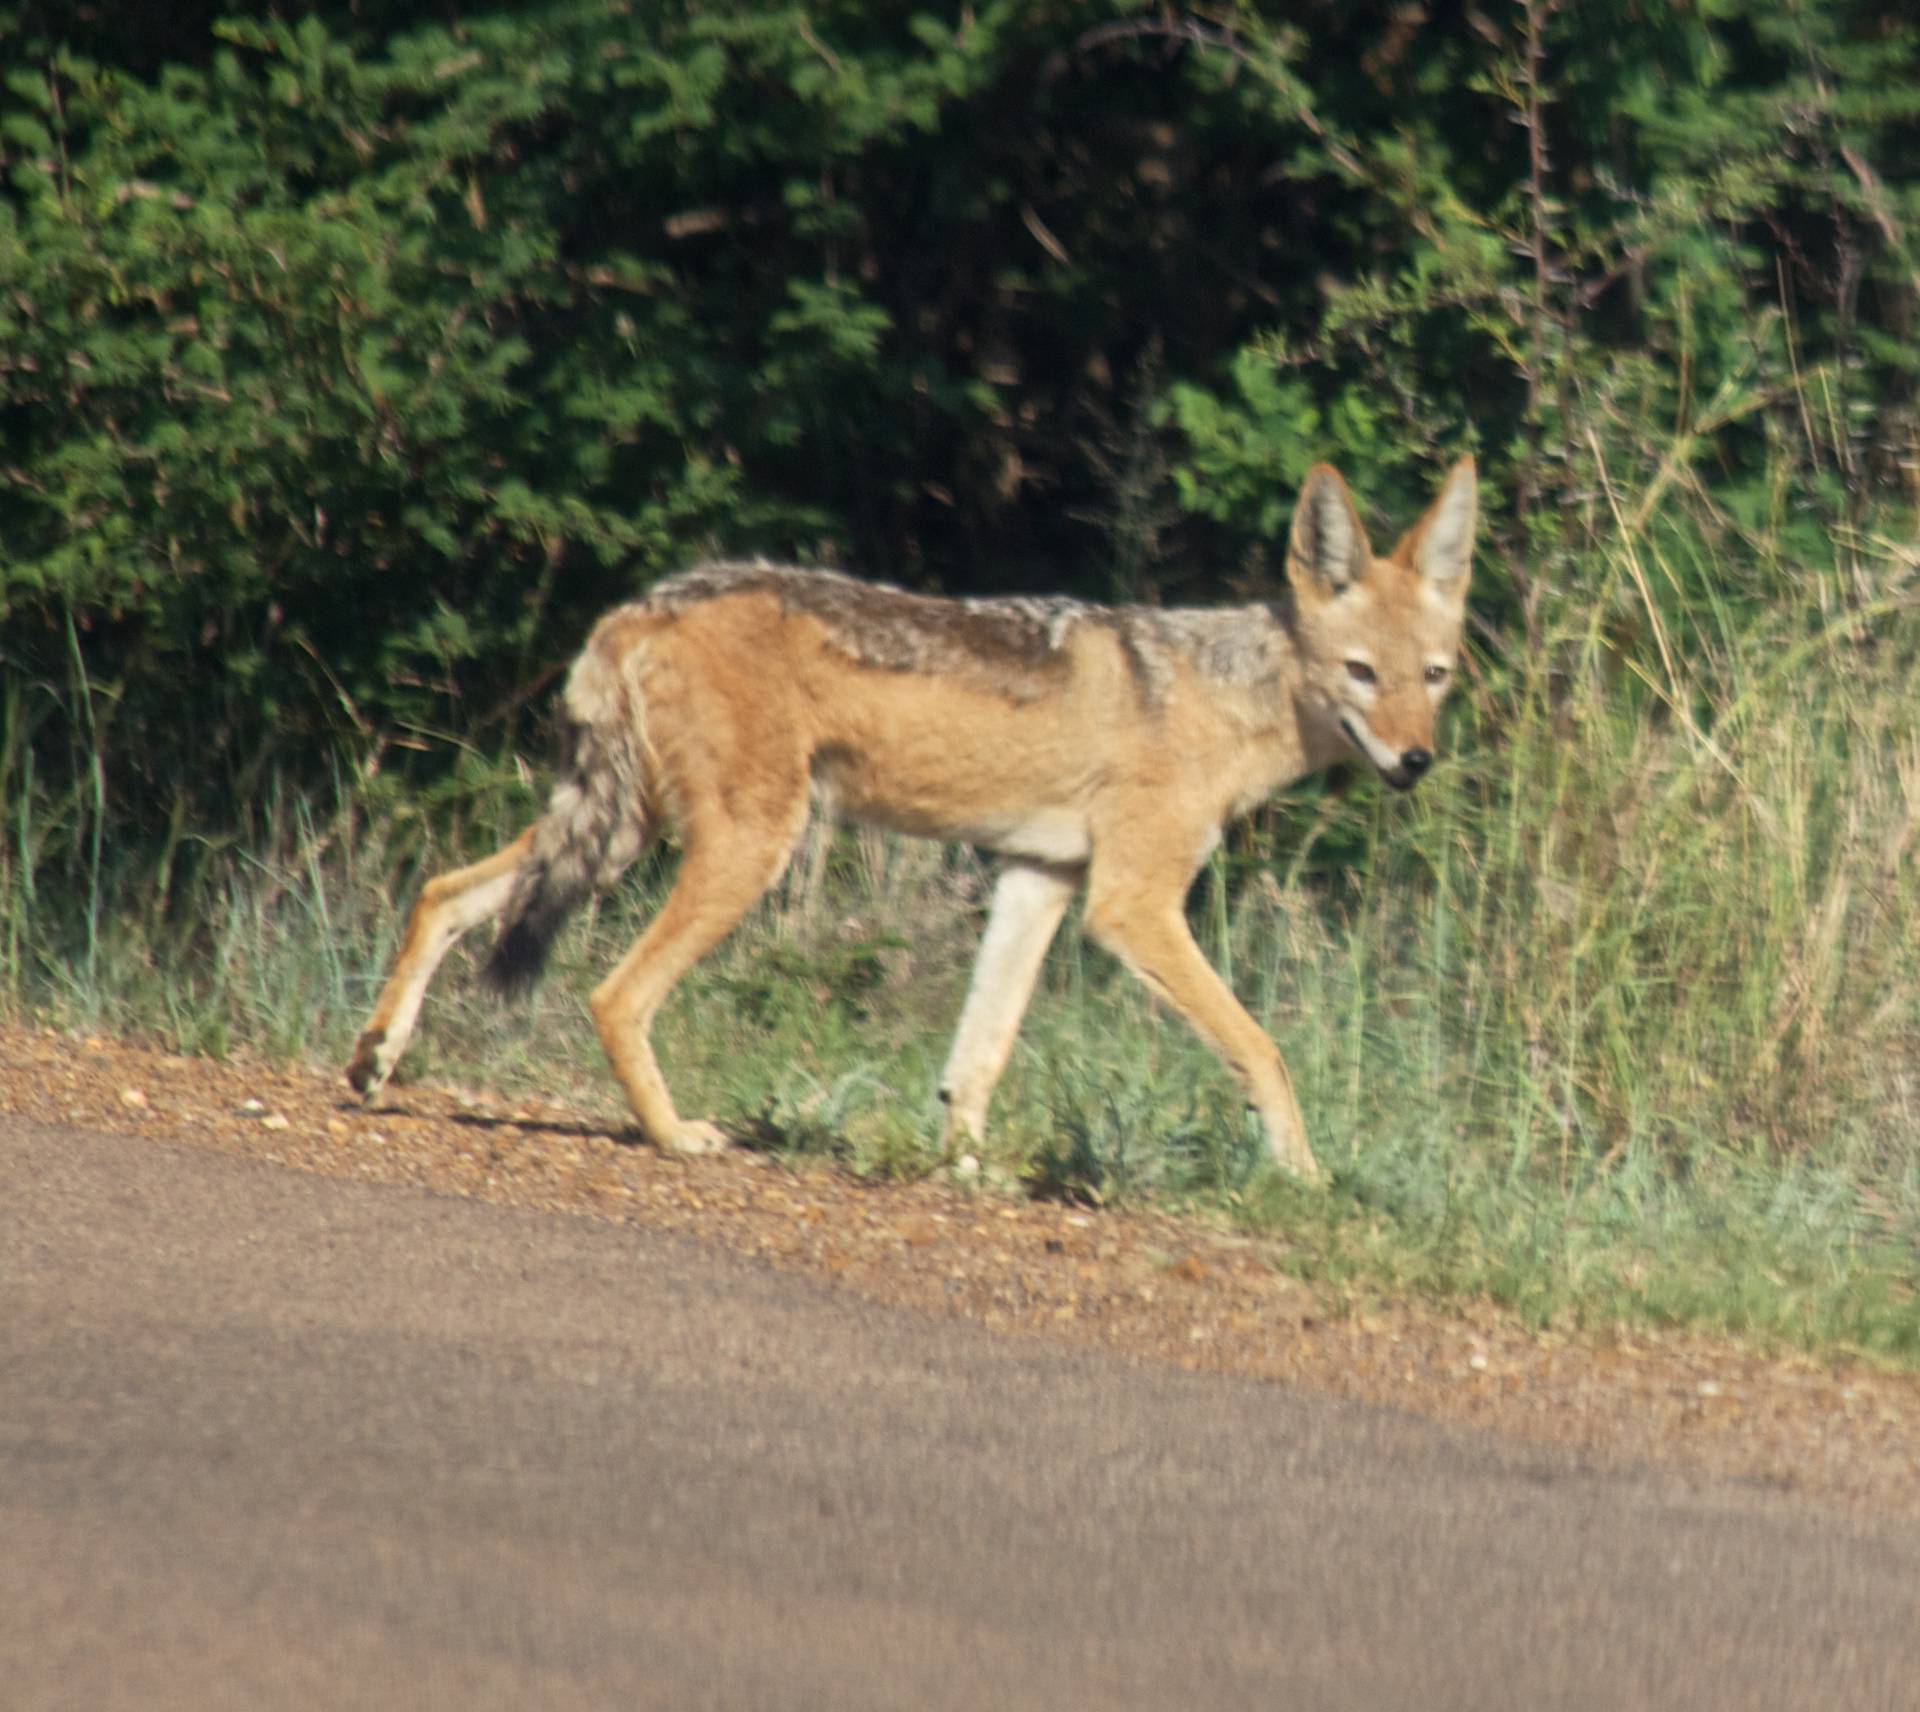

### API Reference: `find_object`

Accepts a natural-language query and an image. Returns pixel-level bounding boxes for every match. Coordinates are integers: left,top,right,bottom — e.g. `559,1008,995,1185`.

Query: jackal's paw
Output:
660,1119,730,1157
1260,1123,1328,1187
939,1107,989,1156
1273,1146,1329,1189
345,1030,392,1102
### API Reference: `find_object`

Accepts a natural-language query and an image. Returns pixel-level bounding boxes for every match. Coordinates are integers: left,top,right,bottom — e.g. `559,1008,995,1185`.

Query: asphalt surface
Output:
4,1117,1916,1711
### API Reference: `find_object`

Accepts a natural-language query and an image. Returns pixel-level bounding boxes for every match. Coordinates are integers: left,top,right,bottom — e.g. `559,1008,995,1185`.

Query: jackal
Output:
347,458,1477,1182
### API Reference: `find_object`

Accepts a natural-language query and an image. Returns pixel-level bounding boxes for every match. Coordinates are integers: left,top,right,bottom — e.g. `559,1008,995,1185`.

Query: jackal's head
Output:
1285,457,1477,792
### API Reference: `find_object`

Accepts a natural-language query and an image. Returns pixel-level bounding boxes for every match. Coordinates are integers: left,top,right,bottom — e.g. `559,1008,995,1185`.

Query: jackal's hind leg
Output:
589,794,808,1154
346,827,537,1099
1082,870,1324,1186
938,860,1080,1150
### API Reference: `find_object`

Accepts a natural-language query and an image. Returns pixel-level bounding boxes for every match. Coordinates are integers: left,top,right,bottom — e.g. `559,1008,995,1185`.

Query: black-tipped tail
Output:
480,827,600,1001
480,641,651,1001
482,891,574,999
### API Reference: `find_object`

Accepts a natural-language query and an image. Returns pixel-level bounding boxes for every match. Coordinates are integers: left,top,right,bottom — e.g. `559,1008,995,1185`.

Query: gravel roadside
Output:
3,1022,1914,1516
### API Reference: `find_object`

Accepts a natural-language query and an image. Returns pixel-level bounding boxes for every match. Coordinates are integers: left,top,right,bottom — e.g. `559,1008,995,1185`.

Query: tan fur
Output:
347,459,1479,1180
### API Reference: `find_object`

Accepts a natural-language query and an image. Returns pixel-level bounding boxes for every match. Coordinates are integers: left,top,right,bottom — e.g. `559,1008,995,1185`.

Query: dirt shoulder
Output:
4,1022,1915,1516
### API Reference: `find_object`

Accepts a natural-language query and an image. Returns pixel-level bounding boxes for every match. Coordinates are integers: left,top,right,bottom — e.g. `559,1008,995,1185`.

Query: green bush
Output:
2,5,1918,1355
5,3,1909,856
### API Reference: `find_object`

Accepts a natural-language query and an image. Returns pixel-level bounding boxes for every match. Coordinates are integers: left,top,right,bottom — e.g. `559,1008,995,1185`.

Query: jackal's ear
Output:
1400,456,1477,594
1286,464,1373,599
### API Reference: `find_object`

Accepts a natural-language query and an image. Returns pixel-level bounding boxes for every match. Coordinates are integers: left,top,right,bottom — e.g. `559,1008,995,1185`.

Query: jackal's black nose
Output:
1399,747,1432,780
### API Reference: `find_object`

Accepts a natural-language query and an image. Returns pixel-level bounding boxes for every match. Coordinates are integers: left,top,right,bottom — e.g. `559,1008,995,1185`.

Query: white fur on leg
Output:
939,860,1080,1146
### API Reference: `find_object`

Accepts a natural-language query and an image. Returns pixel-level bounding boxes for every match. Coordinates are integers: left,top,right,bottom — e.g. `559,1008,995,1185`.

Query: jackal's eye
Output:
1345,660,1376,686
1424,663,1451,685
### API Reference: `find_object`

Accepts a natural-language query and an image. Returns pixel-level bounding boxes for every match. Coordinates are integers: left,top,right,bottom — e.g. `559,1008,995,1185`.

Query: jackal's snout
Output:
1390,746,1432,790
1371,743,1432,793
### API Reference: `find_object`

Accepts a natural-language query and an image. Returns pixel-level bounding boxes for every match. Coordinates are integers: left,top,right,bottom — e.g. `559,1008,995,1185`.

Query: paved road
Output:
4,1118,1915,1711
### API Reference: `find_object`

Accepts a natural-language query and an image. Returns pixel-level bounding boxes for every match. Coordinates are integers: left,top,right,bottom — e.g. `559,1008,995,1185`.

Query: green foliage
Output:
3,1,1920,1349
1165,350,1412,539
711,932,904,1028
5,0,1917,870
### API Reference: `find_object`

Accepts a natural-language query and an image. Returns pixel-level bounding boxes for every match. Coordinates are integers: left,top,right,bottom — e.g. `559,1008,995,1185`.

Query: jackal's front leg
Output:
1083,880,1325,1186
346,828,536,1099
939,860,1081,1150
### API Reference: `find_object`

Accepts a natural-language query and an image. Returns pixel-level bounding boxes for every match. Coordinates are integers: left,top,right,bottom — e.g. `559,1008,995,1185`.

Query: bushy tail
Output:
483,640,652,998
